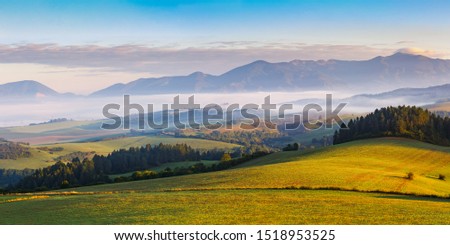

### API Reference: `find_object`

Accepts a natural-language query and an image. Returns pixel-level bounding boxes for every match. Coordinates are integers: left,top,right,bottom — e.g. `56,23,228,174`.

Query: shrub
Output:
220,153,232,162
406,172,414,180
60,180,70,189
438,174,446,181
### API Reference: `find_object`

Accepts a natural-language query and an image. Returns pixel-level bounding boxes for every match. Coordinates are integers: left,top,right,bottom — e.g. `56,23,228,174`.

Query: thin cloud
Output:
396,47,448,58
396,40,415,44
0,43,398,75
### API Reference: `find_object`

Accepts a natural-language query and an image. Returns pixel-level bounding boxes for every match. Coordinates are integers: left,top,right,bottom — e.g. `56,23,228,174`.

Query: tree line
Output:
0,169,35,189
114,151,269,183
333,106,450,146
12,143,254,191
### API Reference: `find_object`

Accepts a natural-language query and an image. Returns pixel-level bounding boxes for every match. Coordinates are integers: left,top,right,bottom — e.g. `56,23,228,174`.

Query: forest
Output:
0,169,35,189
334,106,450,146
13,143,257,191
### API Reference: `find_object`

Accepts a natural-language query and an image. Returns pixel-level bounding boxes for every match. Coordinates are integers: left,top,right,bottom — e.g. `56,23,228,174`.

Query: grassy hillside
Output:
0,136,239,169
424,101,450,112
51,136,239,155
0,120,128,145
1,190,450,225
1,137,450,224
68,138,450,197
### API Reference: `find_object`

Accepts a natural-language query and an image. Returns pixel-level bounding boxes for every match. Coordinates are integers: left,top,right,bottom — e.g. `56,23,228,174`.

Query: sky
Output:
1,0,450,94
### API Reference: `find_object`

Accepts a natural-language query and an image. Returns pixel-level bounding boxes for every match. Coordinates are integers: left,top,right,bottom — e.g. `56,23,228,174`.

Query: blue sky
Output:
2,0,449,45
1,0,449,93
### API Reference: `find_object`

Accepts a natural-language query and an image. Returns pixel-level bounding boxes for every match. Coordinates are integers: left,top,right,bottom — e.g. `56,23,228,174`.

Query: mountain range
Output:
2,52,450,99
91,52,450,96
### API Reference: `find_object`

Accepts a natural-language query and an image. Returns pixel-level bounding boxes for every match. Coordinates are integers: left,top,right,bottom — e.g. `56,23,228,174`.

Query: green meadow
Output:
1,137,450,224
1,190,450,225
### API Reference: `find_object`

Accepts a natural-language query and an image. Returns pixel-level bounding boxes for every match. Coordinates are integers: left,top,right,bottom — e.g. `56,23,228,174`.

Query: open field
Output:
1,137,450,224
0,120,126,145
1,190,450,224
0,136,239,169
66,138,450,197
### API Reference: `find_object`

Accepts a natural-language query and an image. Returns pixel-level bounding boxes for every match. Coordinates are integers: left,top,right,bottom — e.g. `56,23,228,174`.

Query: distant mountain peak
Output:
7,80,42,86
392,47,442,60
390,51,427,58
188,71,209,77
248,60,271,65
0,80,60,98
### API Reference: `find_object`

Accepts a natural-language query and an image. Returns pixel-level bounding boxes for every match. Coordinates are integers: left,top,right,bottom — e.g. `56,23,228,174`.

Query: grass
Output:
0,147,58,169
0,120,125,145
1,189,450,224
51,136,239,155
6,120,98,134
1,137,450,224
0,136,239,169
67,138,450,197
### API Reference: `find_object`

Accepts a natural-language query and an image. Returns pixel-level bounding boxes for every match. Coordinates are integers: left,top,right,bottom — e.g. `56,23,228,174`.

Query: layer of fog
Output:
0,91,436,127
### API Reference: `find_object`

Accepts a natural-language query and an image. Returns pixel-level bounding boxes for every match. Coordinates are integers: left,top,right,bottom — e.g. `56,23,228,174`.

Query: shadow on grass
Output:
234,147,329,169
387,175,408,180
425,175,447,181
375,195,450,203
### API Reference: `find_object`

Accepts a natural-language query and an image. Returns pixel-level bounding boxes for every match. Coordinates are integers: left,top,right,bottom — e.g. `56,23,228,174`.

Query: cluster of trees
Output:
93,143,204,174
180,129,280,153
282,143,299,151
13,143,239,191
334,106,450,146
15,159,108,191
29,118,70,126
0,169,35,188
114,151,269,183
37,146,64,152
0,139,31,159
54,151,95,162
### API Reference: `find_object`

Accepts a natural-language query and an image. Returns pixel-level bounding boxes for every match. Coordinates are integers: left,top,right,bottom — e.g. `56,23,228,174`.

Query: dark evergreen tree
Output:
333,106,450,146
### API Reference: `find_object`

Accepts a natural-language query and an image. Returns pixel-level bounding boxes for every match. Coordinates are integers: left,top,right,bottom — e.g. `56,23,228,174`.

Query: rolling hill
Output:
0,119,134,145
1,137,449,224
348,83,450,106
66,137,450,196
0,135,240,170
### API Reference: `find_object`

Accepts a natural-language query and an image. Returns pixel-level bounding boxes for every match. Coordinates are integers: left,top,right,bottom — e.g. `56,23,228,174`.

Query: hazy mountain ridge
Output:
3,52,450,98
91,52,450,96
349,83,450,104
0,80,77,99
0,80,59,98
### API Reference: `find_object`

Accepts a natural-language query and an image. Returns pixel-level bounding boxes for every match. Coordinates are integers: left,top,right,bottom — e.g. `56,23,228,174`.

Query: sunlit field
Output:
1,137,450,224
